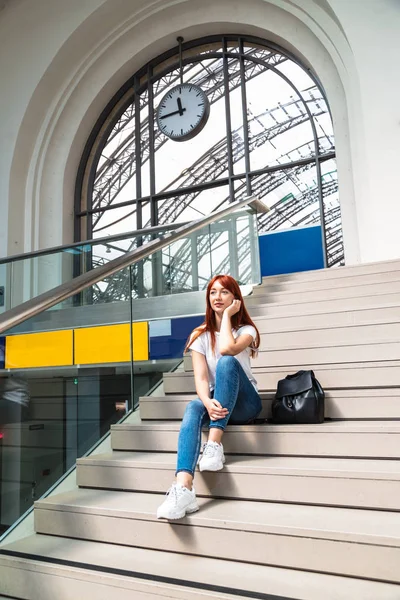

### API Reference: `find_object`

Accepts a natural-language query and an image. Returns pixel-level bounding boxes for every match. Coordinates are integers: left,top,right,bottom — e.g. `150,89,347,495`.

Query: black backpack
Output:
271,370,325,424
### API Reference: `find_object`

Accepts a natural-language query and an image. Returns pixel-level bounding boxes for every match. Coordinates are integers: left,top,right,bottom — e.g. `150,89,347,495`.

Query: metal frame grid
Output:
75,35,342,272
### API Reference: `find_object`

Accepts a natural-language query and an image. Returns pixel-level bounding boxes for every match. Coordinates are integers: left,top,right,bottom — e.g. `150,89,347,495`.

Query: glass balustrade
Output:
0,280,183,539
0,210,259,313
2,210,260,335
0,206,260,540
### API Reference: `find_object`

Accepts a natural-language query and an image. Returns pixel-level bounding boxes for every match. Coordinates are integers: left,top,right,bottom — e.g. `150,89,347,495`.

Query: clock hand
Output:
177,97,184,116
160,108,186,119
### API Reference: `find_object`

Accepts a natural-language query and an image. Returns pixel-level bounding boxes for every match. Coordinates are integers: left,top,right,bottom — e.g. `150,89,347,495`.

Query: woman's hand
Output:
224,299,241,317
205,399,229,421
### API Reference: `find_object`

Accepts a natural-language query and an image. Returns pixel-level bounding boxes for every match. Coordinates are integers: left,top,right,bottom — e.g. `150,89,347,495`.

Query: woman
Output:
157,274,261,520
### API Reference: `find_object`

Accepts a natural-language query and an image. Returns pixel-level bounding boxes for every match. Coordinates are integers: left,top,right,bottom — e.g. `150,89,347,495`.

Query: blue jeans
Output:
176,355,262,476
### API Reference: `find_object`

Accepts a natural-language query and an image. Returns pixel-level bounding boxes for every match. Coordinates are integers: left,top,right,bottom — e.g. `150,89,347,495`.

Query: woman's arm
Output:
192,350,211,405
219,301,253,356
192,350,228,421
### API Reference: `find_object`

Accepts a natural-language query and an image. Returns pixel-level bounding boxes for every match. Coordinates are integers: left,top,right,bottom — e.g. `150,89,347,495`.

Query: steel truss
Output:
93,99,330,239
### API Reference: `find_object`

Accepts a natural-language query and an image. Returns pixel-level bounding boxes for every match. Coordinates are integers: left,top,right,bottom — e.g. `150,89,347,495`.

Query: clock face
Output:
156,83,210,142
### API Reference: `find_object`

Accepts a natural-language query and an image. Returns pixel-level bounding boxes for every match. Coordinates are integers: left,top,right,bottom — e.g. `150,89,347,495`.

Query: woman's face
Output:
209,280,235,315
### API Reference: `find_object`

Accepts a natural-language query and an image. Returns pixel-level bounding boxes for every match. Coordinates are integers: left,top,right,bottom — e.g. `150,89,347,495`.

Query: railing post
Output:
191,233,199,291
228,216,239,280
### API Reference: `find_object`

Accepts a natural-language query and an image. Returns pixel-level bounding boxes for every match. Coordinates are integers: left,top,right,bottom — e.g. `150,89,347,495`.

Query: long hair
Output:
185,274,260,358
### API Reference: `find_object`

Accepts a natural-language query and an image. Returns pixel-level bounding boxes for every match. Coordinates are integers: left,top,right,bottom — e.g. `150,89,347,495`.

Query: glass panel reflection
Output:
0,359,177,537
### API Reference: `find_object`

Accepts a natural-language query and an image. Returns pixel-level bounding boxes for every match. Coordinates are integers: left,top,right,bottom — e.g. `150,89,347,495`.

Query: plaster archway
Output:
6,0,361,264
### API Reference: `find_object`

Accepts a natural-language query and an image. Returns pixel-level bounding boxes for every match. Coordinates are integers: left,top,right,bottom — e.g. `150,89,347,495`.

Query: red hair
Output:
185,274,260,358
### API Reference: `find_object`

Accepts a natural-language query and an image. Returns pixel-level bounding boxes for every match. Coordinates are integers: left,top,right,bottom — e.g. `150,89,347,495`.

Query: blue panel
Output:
150,315,204,360
259,225,324,277
0,337,4,369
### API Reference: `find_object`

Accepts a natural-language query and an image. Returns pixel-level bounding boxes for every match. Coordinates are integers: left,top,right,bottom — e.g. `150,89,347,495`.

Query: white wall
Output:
328,0,400,262
0,0,399,264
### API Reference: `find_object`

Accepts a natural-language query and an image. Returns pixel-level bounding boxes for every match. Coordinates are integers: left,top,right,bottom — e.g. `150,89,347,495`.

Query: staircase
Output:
1,260,400,600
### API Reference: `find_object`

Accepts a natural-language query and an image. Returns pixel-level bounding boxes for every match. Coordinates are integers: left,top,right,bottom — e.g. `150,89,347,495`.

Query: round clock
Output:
156,83,210,142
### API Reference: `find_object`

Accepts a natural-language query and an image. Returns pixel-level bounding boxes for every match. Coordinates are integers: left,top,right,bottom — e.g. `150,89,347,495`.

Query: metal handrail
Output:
0,196,261,334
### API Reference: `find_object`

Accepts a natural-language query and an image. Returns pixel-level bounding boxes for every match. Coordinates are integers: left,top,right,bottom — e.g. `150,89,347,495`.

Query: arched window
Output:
76,35,341,274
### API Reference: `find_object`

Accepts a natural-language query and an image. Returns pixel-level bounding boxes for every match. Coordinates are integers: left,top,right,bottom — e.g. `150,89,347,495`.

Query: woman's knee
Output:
216,354,238,374
182,399,205,422
180,400,205,437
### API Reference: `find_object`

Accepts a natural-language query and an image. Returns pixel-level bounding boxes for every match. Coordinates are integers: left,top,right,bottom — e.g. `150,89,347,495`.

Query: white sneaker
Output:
157,483,199,520
198,441,225,472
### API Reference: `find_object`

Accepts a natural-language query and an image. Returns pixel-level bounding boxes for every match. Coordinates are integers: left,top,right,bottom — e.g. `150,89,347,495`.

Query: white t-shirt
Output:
188,326,258,391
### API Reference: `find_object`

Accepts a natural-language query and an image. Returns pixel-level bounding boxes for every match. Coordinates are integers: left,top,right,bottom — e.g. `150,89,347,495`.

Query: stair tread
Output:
169,360,400,374
251,280,400,296
256,269,400,289
253,283,400,299
143,388,400,399
250,294,400,308
78,451,400,479
248,296,400,317
112,420,400,433
35,487,400,545
260,259,400,281
2,534,399,600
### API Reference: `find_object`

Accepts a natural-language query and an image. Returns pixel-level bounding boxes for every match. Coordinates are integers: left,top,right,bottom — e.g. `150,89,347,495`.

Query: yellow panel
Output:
74,324,131,365
5,330,73,369
133,321,148,361
74,322,148,365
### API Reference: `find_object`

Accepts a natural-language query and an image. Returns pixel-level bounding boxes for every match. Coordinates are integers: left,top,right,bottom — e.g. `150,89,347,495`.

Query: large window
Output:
76,35,341,267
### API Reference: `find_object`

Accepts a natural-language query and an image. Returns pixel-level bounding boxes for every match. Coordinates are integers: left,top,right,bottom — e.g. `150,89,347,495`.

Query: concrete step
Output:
183,316,400,374
183,310,400,371
260,258,400,284
250,304,400,333
140,389,400,420
32,488,400,583
258,342,400,368
2,534,399,600
110,421,400,458
76,451,400,511
253,269,400,294
165,363,400,392
249,280,400,305
183,342,400,369
256,321,400,346
247,293,400,317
